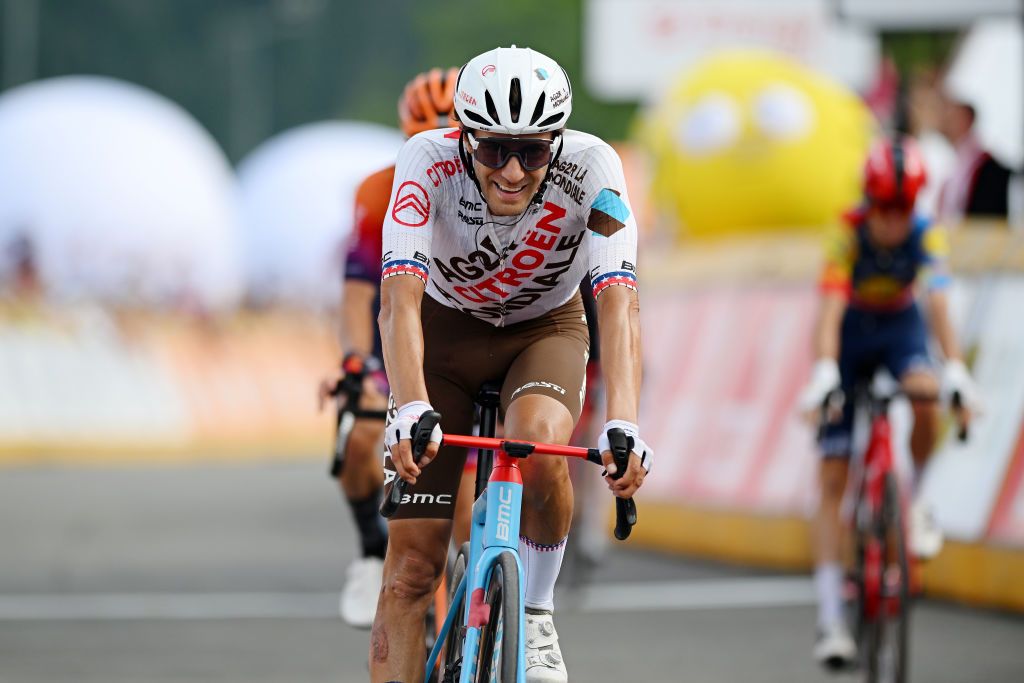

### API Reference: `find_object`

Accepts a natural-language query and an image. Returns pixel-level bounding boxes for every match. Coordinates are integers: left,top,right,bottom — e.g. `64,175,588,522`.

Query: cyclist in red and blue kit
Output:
798,136,979,667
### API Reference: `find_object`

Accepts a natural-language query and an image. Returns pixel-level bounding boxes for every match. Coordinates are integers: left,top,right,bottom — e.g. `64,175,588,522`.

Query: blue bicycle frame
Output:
380,413,636,683
424,453,527,680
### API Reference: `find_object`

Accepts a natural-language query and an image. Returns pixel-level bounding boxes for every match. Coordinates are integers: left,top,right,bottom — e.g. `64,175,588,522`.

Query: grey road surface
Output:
0,460,1021,683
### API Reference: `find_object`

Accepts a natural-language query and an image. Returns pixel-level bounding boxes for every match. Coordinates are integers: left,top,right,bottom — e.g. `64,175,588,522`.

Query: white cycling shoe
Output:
525,608,568,683
910,500,944,560
339,556,384,629
814,622,857,670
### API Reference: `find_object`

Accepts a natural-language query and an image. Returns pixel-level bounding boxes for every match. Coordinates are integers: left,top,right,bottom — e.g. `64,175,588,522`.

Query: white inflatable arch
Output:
236,121,405,307
0,76,242,310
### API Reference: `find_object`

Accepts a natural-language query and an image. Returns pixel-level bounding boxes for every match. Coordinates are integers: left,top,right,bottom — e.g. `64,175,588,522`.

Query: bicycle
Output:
827,382,967,683
382,384,638,682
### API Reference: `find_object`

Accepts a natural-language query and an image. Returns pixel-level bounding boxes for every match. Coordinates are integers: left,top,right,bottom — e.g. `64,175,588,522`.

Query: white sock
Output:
814,562,844,630
519,535,567,612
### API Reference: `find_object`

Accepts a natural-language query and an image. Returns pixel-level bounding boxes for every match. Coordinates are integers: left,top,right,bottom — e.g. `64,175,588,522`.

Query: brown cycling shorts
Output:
382,292,590,519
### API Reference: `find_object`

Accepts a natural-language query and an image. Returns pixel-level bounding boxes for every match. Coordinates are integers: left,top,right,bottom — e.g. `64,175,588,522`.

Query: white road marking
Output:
0,592,340,621
0,577,814,621
571,576,815,612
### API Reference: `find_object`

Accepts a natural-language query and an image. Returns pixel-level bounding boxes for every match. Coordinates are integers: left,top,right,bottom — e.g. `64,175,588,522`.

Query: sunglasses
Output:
466,132,555,171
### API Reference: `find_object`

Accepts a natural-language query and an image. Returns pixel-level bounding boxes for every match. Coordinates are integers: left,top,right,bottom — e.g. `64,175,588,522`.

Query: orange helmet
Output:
398,67,459,137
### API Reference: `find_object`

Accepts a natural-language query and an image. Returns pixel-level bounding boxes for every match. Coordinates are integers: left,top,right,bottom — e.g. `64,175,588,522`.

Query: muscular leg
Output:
902,370,941,476
504,394,575,543
338,380,389,562
369,518,451,683
338,380,388,500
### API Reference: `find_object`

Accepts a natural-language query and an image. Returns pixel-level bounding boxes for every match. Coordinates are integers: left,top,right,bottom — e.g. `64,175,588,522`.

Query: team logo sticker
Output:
392,181,430,227
587,188,630,237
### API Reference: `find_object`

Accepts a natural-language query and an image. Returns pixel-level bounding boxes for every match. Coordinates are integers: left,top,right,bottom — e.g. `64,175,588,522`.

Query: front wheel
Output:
436,543,470,683
863,474,910,683
475,550,520,682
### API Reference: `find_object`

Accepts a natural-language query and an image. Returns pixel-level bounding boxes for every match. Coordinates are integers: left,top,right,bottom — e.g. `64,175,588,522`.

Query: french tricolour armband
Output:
381,259,429,284
591,270,638,298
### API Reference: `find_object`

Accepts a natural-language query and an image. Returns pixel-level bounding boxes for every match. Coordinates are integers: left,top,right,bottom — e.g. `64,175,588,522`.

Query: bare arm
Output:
377,274,436,483
925,289,962,362
596,286,644,497
814,292,847,361
378,275,429,406
340,279,378,357
597,286,641,423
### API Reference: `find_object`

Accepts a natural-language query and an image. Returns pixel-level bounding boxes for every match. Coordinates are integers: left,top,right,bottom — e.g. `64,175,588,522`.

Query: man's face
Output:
467,130,555,216
939,100,973,143
867,204,913,249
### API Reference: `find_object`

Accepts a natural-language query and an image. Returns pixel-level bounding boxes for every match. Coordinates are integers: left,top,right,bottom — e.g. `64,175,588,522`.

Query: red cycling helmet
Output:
863,136,927,209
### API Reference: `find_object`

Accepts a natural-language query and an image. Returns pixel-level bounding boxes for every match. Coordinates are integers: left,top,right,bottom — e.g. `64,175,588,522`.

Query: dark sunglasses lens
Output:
474,139,552,170
474,140,507,168
518,143,552,170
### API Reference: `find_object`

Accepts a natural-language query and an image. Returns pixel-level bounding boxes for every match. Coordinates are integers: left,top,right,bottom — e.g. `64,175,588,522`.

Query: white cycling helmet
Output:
454,45,572,135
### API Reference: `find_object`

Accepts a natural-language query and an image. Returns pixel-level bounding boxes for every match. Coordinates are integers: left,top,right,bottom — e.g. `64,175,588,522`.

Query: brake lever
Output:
380,410,442,518
817,389,845,442
951,391,969,442
608,428,638,541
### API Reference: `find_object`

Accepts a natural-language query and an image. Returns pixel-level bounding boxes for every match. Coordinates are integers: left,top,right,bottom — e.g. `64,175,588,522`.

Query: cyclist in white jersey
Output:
371,46,652,683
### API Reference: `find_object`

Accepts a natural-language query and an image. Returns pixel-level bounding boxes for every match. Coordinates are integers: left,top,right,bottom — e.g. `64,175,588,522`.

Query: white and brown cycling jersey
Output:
380,128,639,325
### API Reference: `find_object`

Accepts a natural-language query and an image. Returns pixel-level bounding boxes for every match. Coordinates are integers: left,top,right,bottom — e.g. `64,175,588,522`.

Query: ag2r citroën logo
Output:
392,181,430,227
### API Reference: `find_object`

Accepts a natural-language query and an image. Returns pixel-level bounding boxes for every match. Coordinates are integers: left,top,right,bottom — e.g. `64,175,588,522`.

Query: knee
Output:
513,415,564,446
382,546,444,603
505,395,573,446
903,372,939,413
348,422,384,461
522,457,570,509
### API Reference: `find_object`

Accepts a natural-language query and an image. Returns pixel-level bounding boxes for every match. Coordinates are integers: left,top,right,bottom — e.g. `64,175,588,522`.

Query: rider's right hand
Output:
385,401,443,485
798,358,841,421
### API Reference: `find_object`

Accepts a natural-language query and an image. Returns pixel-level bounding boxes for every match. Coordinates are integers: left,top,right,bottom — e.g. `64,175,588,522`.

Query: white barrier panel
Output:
922,276,1024,543
641,276,1024,547
0,310,189,443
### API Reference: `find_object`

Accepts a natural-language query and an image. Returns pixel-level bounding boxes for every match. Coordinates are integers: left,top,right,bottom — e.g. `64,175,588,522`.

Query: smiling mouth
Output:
494,181,528,198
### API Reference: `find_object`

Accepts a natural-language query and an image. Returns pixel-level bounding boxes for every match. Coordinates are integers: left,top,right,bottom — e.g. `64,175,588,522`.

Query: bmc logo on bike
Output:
495,487,514,541
399,493,453,505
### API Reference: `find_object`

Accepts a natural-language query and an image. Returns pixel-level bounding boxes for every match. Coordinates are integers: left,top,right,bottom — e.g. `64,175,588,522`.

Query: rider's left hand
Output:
942,359,980,434
598,420,652,499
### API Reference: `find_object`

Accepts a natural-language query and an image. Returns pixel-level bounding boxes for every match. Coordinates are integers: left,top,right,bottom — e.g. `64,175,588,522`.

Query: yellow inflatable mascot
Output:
640,50,874,239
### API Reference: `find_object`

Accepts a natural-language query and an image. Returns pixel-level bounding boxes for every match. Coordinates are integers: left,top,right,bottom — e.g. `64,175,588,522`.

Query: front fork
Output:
460,474,527,682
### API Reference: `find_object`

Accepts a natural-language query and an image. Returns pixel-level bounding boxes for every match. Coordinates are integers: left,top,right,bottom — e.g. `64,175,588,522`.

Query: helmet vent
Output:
509,78,522,123
484,90,501,129
537,112,564,129
529,92,546,126
463,110,494,127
